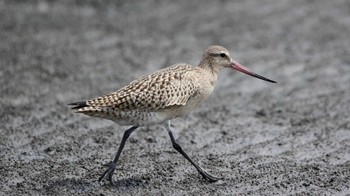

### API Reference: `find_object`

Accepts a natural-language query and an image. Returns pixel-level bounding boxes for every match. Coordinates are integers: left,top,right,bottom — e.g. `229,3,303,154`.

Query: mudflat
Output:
1,0,349,195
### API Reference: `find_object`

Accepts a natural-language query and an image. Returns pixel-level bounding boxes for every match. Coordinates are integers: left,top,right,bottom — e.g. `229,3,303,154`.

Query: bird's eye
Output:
220,53,226,58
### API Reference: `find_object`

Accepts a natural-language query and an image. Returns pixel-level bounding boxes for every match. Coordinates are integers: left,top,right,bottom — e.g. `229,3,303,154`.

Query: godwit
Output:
69,45,276,185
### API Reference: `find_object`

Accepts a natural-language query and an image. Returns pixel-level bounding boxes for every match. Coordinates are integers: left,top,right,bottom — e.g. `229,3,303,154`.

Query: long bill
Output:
231,61,277,83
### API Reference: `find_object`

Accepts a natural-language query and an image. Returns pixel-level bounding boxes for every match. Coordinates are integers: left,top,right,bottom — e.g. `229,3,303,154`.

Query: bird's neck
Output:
198,60,220,76
197,61,219,85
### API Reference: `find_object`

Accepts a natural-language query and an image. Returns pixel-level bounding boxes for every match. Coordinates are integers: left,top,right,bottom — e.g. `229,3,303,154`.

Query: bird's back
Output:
71,63,210,126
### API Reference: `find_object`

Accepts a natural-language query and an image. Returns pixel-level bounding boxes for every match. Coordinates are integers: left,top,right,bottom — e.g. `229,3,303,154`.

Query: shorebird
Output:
69,45,276,185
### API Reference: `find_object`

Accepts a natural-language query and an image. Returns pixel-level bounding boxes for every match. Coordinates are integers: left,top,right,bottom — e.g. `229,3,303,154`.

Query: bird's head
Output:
201,45,277,83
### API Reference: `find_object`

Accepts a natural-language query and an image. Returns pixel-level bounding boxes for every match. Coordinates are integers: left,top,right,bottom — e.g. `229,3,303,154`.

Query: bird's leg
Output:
99,125,138,185
164,121,221,182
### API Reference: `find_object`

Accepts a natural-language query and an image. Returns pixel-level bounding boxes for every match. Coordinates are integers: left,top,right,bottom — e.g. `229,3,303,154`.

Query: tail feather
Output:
68,101,88,109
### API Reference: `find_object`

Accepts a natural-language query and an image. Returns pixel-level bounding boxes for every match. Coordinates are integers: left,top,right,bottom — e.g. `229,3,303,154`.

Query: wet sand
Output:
1,0,350,195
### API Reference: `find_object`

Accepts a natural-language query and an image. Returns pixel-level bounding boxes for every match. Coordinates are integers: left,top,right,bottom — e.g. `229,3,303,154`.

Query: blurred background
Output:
1,0,350,195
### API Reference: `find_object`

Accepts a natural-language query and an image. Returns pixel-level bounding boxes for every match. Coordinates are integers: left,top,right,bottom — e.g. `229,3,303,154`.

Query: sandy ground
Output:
1,0,350,195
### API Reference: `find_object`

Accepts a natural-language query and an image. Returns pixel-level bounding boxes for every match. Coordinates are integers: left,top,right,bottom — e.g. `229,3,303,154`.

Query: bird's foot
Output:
99,162,117,186
198,170,222,183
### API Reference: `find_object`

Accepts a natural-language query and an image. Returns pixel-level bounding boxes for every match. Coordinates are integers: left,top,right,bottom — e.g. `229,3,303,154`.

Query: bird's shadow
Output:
102,177,146,190
44,177,146,193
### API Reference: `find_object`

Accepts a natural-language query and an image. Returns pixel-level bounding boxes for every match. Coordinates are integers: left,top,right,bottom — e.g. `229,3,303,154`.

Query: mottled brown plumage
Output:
69,45,276,185
83,64,196,110
72,46,231,125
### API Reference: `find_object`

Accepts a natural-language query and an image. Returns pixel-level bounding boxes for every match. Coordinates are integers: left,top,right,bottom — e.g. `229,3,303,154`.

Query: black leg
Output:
99,125,138,185
164,121,221,182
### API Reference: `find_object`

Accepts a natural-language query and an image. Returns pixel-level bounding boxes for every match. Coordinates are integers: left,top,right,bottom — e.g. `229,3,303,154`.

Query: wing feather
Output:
82,64,198,111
